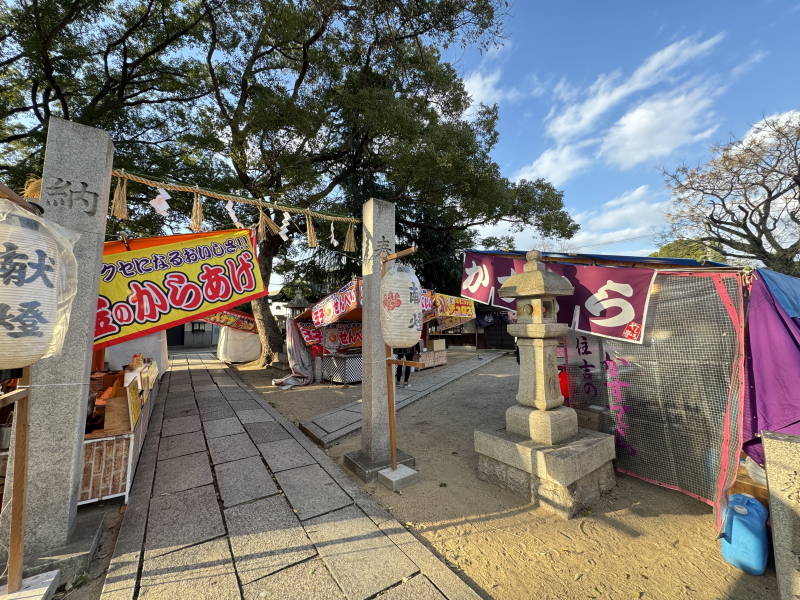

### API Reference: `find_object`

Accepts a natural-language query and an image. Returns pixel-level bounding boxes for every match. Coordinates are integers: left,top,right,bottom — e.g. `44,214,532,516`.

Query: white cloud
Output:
598,83,720,169
464,69,523,105
569,185,668,250
514,143,595,187
731,51,768,78
545,34,723,143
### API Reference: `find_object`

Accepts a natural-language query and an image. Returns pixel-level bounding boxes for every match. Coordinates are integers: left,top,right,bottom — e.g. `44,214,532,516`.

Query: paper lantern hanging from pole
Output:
380,264,423,348
0,199,79,368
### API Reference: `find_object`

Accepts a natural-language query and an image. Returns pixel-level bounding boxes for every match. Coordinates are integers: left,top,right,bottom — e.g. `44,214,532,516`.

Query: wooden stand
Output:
381,248,424,471
0,366,31,594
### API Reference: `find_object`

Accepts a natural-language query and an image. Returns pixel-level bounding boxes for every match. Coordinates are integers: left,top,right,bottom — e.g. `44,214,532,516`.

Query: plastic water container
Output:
720,493,769,575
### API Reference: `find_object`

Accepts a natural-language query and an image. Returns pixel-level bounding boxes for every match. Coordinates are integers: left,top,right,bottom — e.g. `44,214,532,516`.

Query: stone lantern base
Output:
475,426,616,519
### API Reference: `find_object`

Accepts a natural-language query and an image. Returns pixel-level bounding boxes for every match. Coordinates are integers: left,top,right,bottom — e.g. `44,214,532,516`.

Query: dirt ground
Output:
233,347,480,425
250,354,777,600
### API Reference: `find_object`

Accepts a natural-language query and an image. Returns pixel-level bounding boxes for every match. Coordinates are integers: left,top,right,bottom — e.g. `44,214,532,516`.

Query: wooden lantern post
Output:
380,247,424,471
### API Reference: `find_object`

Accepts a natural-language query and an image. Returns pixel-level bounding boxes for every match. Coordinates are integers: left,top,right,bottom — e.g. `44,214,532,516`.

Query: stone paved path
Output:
100,352,481,600
300,350,507,447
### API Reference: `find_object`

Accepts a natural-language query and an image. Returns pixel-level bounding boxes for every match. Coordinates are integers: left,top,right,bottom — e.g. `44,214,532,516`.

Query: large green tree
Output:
1,0,579,368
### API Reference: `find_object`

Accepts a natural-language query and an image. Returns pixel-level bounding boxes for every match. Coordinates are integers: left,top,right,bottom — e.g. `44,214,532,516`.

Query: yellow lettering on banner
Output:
94,229,267,349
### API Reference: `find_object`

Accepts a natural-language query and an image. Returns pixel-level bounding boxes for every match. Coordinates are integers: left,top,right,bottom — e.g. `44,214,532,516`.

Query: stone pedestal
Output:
476,427,615,519
344,198,415,482
763,431,800,600
0,118,113,560
474,250,615,518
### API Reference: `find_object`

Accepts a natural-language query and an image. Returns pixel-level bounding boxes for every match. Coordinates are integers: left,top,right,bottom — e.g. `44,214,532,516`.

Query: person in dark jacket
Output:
394,341,421,388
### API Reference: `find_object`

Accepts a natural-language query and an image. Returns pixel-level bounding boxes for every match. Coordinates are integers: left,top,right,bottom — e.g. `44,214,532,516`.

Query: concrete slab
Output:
229,400,262,412
158,430,206,461
304,506,417,600
378,464,419,491
145,485,224,559
241,558,344,600
162,404,199,419
215,456,278,507
13,512,104,589
161,415,201,438
236,409,274,424
197,399,230,413
222,391,253,402
377,521,482,600
245,421,291,444
257,439,316,473
206,433,259,465
200,407,236,422
378,575,447,600
274,465,352,521
138,537,239,600
152,452,213,496
0,570,59,600
203,417,245,439
314,410,362,434
225,495,316,585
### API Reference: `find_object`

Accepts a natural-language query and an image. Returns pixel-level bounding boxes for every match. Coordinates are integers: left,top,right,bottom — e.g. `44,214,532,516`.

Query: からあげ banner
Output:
94,229,267,349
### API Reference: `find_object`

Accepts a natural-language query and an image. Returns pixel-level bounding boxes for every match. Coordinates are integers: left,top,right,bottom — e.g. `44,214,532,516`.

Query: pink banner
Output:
461,252,655,343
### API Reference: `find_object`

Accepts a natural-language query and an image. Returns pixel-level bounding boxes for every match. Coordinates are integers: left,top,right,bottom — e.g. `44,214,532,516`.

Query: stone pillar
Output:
1,118,113,558
343,199,414,482
763,431,800,600
475,251,616,519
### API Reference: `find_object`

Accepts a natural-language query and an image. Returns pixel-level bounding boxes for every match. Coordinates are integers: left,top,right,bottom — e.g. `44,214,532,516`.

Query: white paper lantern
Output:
0,215,61,368
380,264,423,349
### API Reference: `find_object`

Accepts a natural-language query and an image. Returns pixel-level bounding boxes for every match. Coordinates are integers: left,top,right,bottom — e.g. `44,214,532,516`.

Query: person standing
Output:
394,340,421,388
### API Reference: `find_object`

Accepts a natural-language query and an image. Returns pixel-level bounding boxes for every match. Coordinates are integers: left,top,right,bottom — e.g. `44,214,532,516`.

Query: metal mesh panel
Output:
566,273,743,511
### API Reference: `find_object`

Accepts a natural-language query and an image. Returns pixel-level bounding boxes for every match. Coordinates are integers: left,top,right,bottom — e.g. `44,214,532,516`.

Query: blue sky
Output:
452,0,800,256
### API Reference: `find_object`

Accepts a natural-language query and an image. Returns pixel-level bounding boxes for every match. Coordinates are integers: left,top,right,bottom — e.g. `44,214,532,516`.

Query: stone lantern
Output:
474,251,616,519
503,251,575,444
285,288,310,319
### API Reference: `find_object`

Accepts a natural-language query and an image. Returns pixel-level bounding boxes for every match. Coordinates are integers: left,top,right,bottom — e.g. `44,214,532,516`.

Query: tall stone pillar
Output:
475,251,616,519
343,199,414,482
1,118,113,558
763,431,800,600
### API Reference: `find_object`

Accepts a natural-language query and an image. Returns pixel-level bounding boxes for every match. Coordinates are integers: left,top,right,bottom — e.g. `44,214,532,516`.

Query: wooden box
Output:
426,339,445,352
104,396,131,432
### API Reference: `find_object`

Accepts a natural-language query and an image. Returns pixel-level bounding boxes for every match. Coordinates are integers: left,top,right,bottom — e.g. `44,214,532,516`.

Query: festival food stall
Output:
460,250,759,529
80,229,267,503
291,279,475,384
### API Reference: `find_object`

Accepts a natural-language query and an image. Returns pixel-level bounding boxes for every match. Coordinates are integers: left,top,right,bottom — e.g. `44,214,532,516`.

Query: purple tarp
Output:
743,270,800,465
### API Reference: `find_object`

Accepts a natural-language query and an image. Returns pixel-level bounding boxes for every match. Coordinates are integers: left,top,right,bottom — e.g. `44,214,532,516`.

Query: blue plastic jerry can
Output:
720,493,769,576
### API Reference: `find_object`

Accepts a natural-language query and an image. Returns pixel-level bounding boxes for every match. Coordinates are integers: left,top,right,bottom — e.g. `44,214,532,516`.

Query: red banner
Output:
297,321,362,352
461,252,655,343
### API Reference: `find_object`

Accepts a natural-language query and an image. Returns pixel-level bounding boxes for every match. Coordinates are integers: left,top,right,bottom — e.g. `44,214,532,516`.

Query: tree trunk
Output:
247,239,285,368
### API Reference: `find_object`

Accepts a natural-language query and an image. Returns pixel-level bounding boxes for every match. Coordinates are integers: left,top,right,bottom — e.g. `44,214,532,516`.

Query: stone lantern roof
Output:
285,288,310,309
498,251,574,300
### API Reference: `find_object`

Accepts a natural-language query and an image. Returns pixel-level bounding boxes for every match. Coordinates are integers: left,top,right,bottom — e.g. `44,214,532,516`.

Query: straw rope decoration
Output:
111,174,128,220
21,175,41,200
21,170,361,249
190,188,203,232
305,210,318,248
257,206,281,241
343,222,357,253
